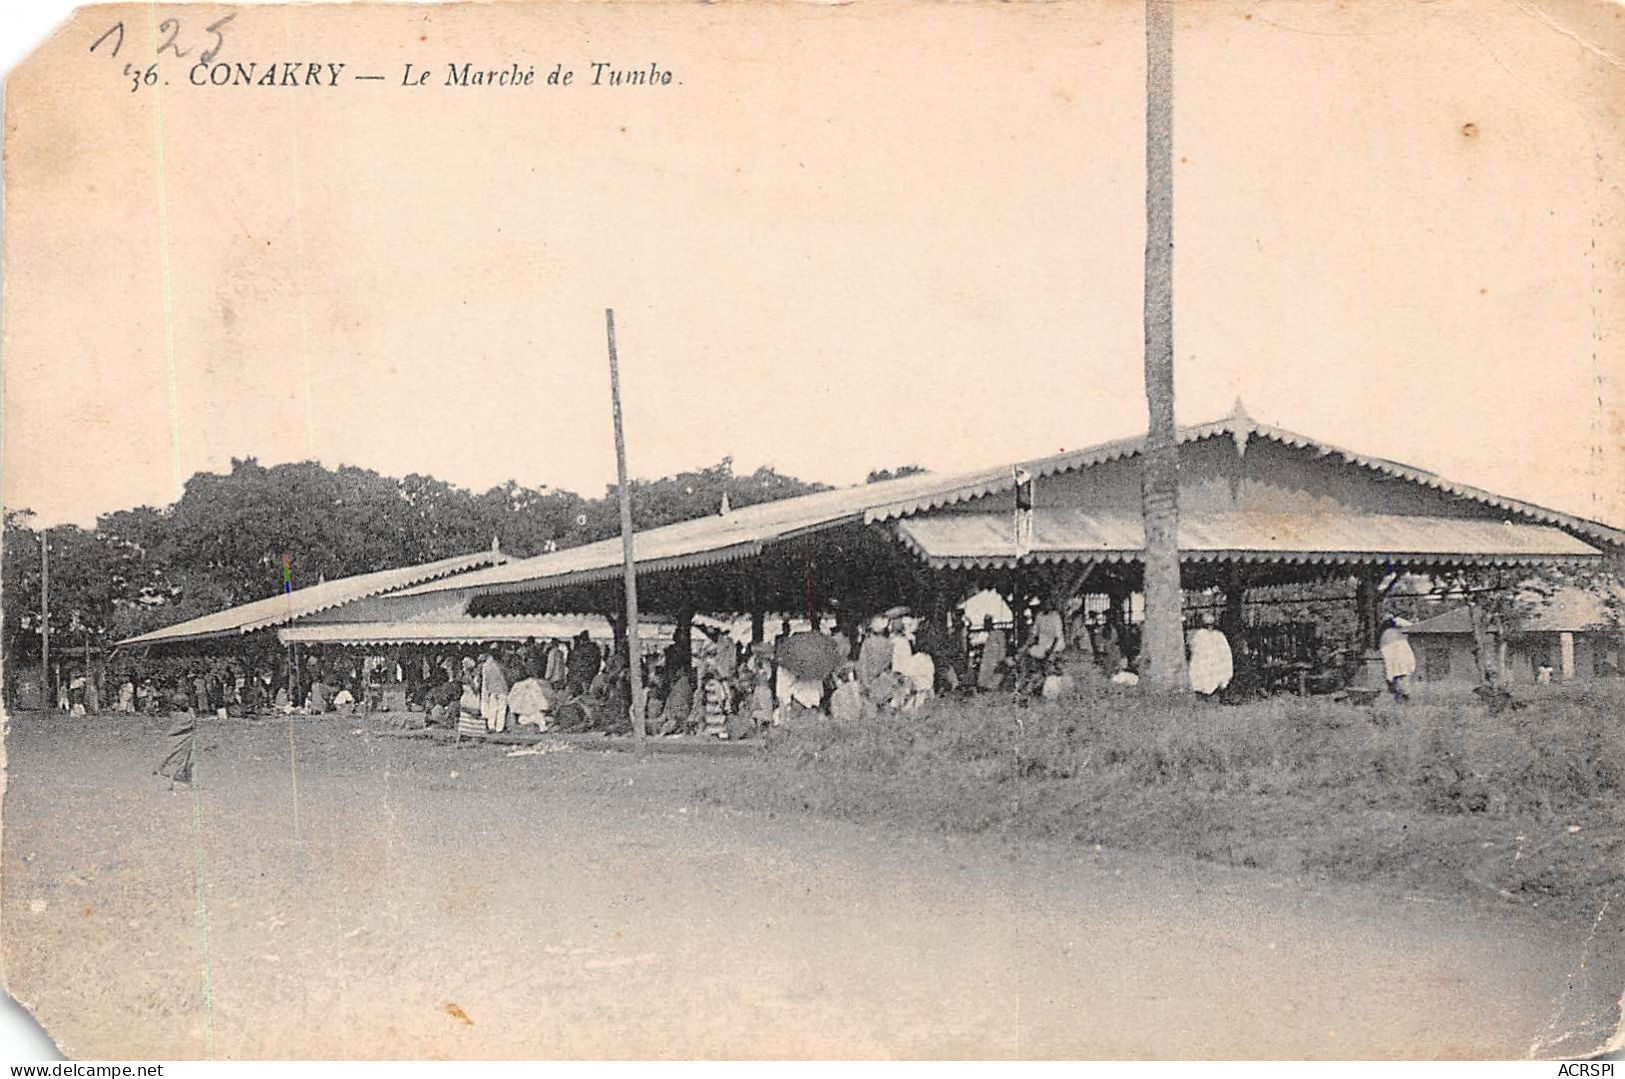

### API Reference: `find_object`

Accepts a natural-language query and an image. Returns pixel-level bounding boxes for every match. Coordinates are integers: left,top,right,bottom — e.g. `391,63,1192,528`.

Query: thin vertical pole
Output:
605,309,648,738
40,529,50,709
1138,0,1188,692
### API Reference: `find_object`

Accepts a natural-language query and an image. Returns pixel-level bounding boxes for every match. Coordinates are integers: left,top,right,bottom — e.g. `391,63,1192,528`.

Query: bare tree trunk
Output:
1139,0,1188,693
1464,600,1494,683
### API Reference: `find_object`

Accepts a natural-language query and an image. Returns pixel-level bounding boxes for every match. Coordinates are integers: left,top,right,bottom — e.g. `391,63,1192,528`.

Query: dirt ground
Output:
2,711,1619,1059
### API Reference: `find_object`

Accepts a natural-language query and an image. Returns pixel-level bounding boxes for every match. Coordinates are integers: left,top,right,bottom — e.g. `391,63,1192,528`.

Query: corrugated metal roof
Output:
1518,585,1625,631
279,615,692,646
1403,608,1478,635
1226,416,1625,549
403,407,1624,600
118,548,510,646
895,510,1602,569
397,466,1017,599
868,408,1625,547
398,421,1249,600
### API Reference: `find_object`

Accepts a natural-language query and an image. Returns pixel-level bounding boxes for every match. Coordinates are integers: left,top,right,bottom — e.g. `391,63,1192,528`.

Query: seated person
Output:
689,673,733,737
829,665,867,723
747,666,776,733
424,679,462,711
306,678,334,714
507,676,553,730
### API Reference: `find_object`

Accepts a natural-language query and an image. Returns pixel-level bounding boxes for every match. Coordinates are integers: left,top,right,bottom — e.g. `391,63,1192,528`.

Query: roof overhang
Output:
118,548,511,647
278,617,698,647
896,511,1602,571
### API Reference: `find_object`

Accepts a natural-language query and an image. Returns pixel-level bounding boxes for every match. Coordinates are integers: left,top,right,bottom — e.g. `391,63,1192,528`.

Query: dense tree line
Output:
1,456,840,665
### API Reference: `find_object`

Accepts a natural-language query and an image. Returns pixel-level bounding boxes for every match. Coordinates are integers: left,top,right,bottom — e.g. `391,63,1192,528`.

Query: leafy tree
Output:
865,465,927,484
0,455,833,676
1,509,150,700
596,459,829,536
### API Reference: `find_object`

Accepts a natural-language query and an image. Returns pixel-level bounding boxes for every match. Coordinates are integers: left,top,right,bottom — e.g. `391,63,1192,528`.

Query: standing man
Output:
479,650,510,733
544,638,568,688
1379,617,1417,701
977,615,1007,691
565,631,601,698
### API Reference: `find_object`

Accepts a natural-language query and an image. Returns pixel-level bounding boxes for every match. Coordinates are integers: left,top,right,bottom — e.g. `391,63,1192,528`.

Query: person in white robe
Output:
1028,604,1066,661
543,640,568,687
897,650,936,710
479,652,509,733
507,677,552,730
1187,618,1234,697
1379,619,1417,701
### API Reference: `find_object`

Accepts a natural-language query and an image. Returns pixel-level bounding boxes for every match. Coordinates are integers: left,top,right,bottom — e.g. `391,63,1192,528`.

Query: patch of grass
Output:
702,683,1625,922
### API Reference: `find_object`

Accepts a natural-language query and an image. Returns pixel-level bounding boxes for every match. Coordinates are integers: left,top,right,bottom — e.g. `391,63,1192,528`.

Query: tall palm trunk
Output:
1139,0,1188,692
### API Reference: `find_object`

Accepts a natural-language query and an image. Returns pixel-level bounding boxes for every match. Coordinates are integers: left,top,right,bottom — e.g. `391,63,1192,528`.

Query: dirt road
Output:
2,714,1615,1058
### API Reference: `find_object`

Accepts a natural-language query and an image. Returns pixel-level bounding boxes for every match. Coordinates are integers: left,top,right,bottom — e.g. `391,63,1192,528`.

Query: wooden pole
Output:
1138,0,1189,693
40,529,50,709
605,309,648,738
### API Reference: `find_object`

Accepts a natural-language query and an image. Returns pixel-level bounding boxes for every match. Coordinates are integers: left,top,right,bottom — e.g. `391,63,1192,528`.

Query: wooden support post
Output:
605,308,646,737
749,575,766,644
1355,568,1380,652
1350,567,1387,691
1008,576,1029,647
673,602,695,675
40,529,49,709
1221,564,1246,641
801,541,815,624
1221,564,1247,690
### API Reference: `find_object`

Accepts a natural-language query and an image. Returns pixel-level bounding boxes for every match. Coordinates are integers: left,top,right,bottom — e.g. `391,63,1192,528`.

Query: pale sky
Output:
4,0,1623,529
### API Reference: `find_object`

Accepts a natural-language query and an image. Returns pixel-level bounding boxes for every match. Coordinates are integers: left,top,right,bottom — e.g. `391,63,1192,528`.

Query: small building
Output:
1405,587,1624,685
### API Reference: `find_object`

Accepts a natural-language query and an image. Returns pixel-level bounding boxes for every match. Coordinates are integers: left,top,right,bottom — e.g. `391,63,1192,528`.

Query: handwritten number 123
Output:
90,12,236,72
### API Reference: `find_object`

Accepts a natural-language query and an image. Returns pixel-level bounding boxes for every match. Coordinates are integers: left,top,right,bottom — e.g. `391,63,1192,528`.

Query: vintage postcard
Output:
3,0,1623,1062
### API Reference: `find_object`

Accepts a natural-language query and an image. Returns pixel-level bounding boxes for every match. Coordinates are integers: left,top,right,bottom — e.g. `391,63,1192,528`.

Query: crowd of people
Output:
44,661,289,719
39,600,1426,739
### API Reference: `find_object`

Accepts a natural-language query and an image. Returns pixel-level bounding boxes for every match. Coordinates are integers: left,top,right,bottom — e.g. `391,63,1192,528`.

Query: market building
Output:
397,405,1622,672
120,404,1625,705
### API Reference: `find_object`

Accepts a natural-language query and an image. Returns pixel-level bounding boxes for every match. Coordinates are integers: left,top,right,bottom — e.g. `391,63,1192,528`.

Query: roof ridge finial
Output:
1229,398,1253,457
